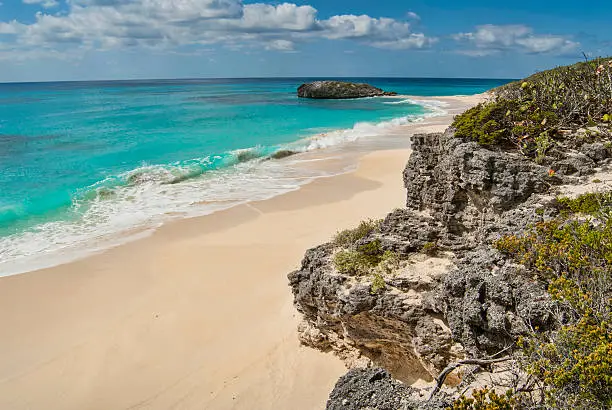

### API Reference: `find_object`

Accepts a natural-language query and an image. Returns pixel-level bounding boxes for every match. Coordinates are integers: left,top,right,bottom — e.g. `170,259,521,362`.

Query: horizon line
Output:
0,75,518,86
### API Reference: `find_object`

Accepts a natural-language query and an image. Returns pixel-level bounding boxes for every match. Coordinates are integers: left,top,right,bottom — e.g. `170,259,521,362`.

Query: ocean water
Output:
0,77,510,275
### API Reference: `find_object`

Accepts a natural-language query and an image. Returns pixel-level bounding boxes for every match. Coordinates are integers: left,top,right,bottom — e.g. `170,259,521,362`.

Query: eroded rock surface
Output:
326,368,449,410
288,127,612,407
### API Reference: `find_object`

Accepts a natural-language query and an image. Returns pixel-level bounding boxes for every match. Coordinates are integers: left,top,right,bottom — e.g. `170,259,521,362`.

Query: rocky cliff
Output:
297,81,397,99
288,126,612,407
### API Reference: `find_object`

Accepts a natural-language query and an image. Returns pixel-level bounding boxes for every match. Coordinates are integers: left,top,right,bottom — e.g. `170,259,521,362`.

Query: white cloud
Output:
370,33,436,50
453,24,579,56
0,22,18,34
265,39,294,51
23,0,59,8
1,1,435,57
406,11,420,21
318,14,435,49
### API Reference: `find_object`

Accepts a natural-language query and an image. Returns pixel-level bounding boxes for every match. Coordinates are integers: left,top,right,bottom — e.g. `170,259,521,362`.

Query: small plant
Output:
333,219,382,247
453,100,519,146
556,191,612,215
333,250,371,276
422,241,439,256
593,178,602,183
334,242,401,278
493,235,523,256
535,132,552,164
370,273,386,294
356,239,385,265
522,318,612,409
447,388,518,410
333,240,387,276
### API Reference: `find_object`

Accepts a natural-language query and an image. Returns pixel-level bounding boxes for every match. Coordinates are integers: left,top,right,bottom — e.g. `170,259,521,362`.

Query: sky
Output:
0,0,610,82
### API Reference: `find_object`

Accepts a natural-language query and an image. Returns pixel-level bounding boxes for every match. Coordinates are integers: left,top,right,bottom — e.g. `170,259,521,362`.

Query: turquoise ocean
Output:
0,78,509,274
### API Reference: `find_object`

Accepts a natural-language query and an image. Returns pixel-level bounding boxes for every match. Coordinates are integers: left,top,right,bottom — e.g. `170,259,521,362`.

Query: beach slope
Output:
0,94,482,409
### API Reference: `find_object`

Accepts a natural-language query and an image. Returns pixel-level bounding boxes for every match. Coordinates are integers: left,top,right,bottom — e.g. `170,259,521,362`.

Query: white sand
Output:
0,94,483,410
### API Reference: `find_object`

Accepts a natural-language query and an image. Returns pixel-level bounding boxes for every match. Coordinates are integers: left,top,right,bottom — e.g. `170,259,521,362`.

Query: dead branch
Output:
427,356,512,401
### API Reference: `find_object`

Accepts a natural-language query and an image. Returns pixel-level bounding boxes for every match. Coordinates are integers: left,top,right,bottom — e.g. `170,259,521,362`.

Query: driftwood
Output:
427,356,512,401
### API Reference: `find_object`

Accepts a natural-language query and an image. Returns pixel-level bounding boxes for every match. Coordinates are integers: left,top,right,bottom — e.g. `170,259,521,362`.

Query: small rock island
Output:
297,81,397,99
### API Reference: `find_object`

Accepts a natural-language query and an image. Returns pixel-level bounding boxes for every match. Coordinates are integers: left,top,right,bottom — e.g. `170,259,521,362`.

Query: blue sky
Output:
0,0,610,82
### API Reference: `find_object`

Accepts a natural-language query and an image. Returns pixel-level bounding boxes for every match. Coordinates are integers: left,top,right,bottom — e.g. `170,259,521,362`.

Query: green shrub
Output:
333,219,382,247
333,239,388,274
495,59,612,129
522,318,612,409
370,273,386,294
333,241,401,278
333,250,371,276
356,239,385,265
453,100,518,146
495,215,612,409
452,58,612,159
556,192,612,215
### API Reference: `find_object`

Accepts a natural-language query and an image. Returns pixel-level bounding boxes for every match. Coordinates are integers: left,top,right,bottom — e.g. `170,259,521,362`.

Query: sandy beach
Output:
0,94,483,410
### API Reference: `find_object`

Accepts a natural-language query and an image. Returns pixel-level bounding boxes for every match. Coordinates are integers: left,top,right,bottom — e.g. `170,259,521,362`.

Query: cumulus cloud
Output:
1,0,435,58
453,24,579,55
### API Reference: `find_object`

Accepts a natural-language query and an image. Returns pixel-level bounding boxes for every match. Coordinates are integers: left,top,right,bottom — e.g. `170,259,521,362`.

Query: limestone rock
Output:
326,368,449,410
289,126,612,408
297,81,397,99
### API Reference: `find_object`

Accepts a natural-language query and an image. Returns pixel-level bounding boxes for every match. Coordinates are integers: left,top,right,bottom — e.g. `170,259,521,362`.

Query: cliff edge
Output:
289,59,612,409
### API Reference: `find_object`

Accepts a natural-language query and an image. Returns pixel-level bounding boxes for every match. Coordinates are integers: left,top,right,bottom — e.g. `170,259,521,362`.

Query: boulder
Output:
297,81,397,99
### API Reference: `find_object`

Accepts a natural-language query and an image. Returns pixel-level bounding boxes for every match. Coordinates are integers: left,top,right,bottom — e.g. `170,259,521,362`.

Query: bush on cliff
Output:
333,235,401,287
555,191,612,216
333,219,382,247
452,58,612,160
491,192,612,409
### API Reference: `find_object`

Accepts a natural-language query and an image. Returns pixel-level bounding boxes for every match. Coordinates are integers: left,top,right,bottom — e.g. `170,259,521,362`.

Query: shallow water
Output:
0,77,510,274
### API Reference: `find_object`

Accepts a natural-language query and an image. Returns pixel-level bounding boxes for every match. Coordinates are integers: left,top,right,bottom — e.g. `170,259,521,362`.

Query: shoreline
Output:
0,93,484,278
0,94,484,410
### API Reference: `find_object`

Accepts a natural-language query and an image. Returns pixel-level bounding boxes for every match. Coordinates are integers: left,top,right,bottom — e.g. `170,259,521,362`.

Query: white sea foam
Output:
0,101,446,276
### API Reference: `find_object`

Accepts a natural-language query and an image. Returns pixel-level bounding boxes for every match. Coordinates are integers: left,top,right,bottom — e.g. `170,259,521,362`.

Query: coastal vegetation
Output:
452,58,612,161
458,190,612,409
332,220,401,291
448,388,518,410
332,219,382,248
291,59,612,410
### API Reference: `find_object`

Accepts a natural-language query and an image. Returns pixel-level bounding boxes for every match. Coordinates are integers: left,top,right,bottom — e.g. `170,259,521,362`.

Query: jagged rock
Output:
289,249,459,383
326,368,450,410
288,130,562,382
402,131,557,249
436,249,555,355
551,152,596,176
297,81,397,99
289,126,612,407
580,142,611,163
